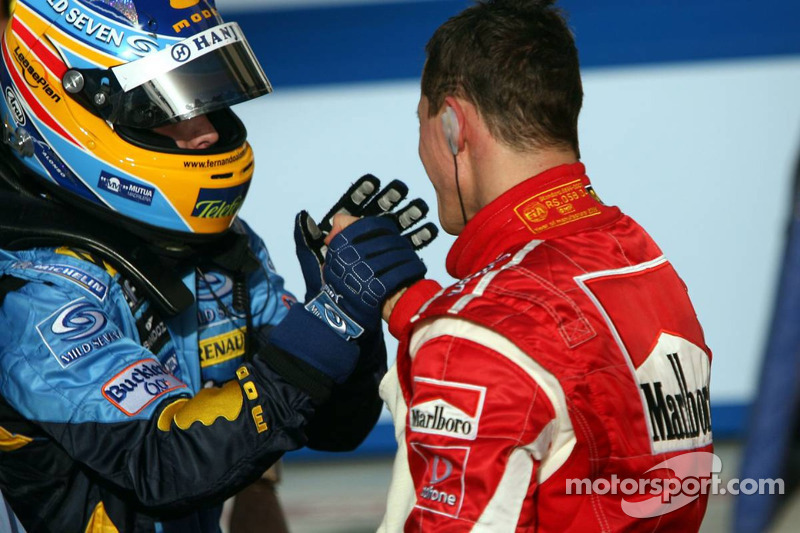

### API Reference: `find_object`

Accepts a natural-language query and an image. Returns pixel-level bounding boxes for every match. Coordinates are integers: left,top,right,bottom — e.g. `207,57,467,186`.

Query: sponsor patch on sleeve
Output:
409,378,486,440
12,261,109,301
410,443,470,518
102,358,187,416
36,297,122,368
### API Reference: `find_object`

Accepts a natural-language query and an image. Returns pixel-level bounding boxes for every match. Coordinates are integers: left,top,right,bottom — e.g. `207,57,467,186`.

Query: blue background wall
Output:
222,0,800,457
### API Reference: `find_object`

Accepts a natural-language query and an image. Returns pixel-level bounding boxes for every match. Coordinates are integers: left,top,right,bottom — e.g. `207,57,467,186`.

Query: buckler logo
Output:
102,358,186,416
409,378,486,440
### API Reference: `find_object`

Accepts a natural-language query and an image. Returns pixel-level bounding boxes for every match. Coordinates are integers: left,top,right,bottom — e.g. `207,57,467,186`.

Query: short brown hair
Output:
422,0,583,155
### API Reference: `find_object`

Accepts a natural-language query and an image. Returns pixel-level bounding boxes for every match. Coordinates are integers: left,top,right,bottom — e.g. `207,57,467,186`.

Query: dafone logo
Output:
410,443,470,519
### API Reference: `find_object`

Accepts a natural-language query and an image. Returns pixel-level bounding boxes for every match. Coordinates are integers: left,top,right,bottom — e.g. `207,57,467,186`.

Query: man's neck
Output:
471,146,579,211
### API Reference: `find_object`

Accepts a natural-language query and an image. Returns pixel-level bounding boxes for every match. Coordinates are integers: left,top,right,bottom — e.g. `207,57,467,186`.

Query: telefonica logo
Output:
191,182,250,218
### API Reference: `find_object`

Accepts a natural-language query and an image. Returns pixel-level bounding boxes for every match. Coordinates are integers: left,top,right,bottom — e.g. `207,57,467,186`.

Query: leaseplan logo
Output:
409,377,486,440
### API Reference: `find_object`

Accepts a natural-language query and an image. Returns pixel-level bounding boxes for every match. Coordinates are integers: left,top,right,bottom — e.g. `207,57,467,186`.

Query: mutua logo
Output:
409,377,486,440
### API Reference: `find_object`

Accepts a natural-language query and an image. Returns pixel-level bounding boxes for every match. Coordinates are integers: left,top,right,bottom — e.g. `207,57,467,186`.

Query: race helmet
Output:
0,0,271,239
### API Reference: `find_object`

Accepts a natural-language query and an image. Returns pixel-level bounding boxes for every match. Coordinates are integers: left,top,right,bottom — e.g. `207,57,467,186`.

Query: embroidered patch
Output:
12,261,108,300
36,298,122,368
409,378,486,441
410,443,470,518
102,358,187,416
514,179,602,234
199,328,247,368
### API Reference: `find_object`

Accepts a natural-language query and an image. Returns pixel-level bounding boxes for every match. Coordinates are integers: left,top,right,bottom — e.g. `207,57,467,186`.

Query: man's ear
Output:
441,97,466,155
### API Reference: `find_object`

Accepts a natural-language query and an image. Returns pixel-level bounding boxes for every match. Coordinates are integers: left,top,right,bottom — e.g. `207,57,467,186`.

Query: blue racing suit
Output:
0,220,385,533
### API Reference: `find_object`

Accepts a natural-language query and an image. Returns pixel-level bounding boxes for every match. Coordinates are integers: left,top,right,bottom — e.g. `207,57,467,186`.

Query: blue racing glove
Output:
270,177,436,389
294,174,437,301
304,216,428,341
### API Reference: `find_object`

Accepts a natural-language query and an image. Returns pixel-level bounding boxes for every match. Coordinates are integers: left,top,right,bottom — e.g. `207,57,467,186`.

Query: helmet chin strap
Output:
453,153,469,228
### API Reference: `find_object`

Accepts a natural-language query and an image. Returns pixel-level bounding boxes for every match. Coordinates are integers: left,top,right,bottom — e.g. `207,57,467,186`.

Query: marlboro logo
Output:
409,378,486,441
636,332,712,453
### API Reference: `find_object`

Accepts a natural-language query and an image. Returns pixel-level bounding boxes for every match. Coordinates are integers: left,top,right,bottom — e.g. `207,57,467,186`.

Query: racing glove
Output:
306,215,428,338
294,174,438,302
268,178,435,396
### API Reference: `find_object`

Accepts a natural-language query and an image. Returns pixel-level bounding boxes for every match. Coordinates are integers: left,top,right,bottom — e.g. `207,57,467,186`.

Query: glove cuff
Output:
268,305,359,385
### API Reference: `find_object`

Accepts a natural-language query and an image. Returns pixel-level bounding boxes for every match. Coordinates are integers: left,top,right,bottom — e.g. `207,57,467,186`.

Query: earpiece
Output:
441,106,459,155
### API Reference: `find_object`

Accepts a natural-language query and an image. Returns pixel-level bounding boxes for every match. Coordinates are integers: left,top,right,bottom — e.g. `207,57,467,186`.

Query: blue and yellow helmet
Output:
0,0,272,237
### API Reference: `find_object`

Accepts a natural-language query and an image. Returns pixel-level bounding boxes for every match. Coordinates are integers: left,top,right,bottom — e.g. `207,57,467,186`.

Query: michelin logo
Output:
37,298,122,368
12,261,109,300
103,358,186,416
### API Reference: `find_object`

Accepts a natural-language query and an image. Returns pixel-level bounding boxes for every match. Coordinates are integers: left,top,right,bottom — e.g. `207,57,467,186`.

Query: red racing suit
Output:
379,163,713,532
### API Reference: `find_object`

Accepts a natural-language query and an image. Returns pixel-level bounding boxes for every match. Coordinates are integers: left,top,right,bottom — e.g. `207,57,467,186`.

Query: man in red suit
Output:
370,1,714,530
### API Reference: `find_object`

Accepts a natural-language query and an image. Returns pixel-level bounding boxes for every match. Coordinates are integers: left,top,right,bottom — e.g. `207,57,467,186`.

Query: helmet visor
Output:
105,22,271,128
